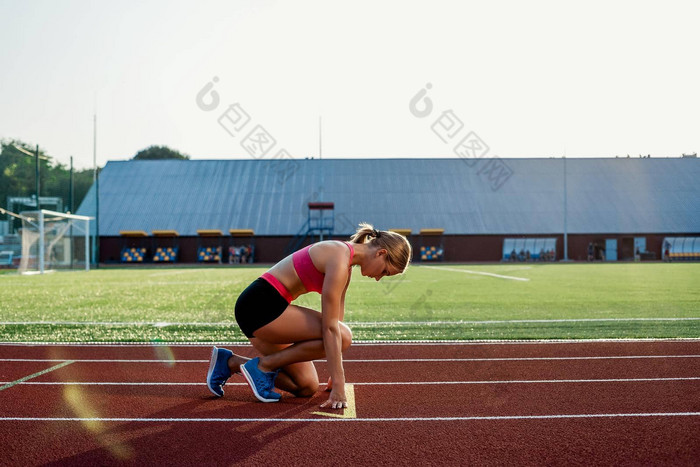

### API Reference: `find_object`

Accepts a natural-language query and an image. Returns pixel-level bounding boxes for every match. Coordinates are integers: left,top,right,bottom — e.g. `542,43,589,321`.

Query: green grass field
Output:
1,263,698,342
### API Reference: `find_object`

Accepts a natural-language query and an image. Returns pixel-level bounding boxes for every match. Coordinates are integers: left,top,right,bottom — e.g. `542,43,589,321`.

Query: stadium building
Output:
76,157,700,264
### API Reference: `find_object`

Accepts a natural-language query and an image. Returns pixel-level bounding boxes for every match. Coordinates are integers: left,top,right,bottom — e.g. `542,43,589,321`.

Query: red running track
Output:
1,341,699,465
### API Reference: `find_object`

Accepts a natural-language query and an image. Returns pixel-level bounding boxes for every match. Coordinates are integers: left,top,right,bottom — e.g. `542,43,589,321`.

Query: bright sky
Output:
1,0,698,169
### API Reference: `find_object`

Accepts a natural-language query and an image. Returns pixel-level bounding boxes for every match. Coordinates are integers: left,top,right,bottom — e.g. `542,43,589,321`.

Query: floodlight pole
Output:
69,156,74,212
39,210,45,274
93,113,100,268
35,144,41,212
563,156,569,261
70,156,74,269
84,217,90,271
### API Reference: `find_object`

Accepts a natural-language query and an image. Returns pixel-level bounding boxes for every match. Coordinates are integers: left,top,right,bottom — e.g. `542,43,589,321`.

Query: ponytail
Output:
349,222,412,273
349,222,381,244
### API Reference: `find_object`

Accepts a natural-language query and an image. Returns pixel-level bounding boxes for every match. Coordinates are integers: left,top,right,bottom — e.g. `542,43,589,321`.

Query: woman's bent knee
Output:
283,362,319,398
292,374,319,397
294,381,320,398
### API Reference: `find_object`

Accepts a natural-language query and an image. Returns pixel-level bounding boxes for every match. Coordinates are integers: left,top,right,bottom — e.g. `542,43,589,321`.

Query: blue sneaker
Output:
206,346,233,397
241,357,282,402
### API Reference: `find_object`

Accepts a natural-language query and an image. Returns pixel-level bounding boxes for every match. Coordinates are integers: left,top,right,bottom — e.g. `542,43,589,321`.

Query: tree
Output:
0,139,95,214
133,145,189,160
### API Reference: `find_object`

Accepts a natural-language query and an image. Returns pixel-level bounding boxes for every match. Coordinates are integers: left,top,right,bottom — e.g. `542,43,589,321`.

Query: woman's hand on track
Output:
320,386,347,409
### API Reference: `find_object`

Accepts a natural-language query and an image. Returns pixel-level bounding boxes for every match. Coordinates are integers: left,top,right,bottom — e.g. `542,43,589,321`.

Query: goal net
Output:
18,209,93,274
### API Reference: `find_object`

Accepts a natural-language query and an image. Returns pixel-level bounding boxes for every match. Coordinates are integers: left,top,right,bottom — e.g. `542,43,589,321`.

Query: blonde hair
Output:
349,223,412,273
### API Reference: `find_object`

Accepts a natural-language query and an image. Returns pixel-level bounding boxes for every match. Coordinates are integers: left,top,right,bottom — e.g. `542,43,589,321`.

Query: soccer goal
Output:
17,209,93,274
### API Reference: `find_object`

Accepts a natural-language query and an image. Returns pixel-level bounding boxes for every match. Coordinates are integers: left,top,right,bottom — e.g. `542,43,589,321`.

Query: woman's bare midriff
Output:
265,255,308,301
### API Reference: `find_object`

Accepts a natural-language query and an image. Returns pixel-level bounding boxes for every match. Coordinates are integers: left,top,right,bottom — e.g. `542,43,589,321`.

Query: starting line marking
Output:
1,412,699,423
0,361,75,392
311,384,357,419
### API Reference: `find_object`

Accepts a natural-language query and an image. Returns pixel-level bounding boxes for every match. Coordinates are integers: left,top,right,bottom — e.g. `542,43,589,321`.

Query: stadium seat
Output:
420,246,444,261
121,247,147,263
153,246,179,262
197,246,222,262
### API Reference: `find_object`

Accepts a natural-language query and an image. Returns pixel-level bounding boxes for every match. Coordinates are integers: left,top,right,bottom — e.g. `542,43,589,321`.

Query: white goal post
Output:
15,209,93,274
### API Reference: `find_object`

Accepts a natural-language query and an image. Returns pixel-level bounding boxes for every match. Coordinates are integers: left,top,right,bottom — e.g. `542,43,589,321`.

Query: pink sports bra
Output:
261,241,354,303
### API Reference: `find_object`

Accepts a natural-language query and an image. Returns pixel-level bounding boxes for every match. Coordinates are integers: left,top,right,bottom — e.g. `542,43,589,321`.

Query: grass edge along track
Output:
1,263,698,342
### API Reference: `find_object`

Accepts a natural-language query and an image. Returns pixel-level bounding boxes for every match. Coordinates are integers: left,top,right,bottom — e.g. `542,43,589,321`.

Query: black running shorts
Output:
234,278,289,338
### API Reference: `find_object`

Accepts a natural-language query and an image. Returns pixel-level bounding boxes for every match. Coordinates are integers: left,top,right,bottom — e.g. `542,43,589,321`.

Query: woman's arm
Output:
320,254,350,409
339,268,351,322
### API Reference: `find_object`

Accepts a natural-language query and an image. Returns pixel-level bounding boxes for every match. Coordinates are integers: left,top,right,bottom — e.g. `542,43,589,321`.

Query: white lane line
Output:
0,361,75,392
0,321,238,327
0,359,209,363
0,382,217,386
351,318,700,326
3,377,699,386
2,355,700,363
354,377,700,385
422,265,530,281
343,355,700,362
1,412,699,423
2,317,698,326
2,339,699,347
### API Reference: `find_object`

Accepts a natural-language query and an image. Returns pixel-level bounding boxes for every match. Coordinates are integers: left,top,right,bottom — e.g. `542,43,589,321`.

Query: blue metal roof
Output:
77,157,700,236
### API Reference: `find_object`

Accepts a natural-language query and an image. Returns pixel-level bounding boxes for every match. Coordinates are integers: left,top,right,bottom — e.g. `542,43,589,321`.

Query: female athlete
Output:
206,223,412,409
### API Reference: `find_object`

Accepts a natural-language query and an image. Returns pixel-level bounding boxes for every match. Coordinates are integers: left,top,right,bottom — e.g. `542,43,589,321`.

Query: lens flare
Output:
152,341,176,368
63,385,134,460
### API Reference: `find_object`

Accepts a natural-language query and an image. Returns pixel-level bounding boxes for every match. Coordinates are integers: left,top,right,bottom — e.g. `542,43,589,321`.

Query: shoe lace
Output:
269,369,280,387
255,368,279,392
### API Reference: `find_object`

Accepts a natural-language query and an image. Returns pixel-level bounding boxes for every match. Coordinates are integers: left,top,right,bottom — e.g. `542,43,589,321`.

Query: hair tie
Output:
372,229,381,238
